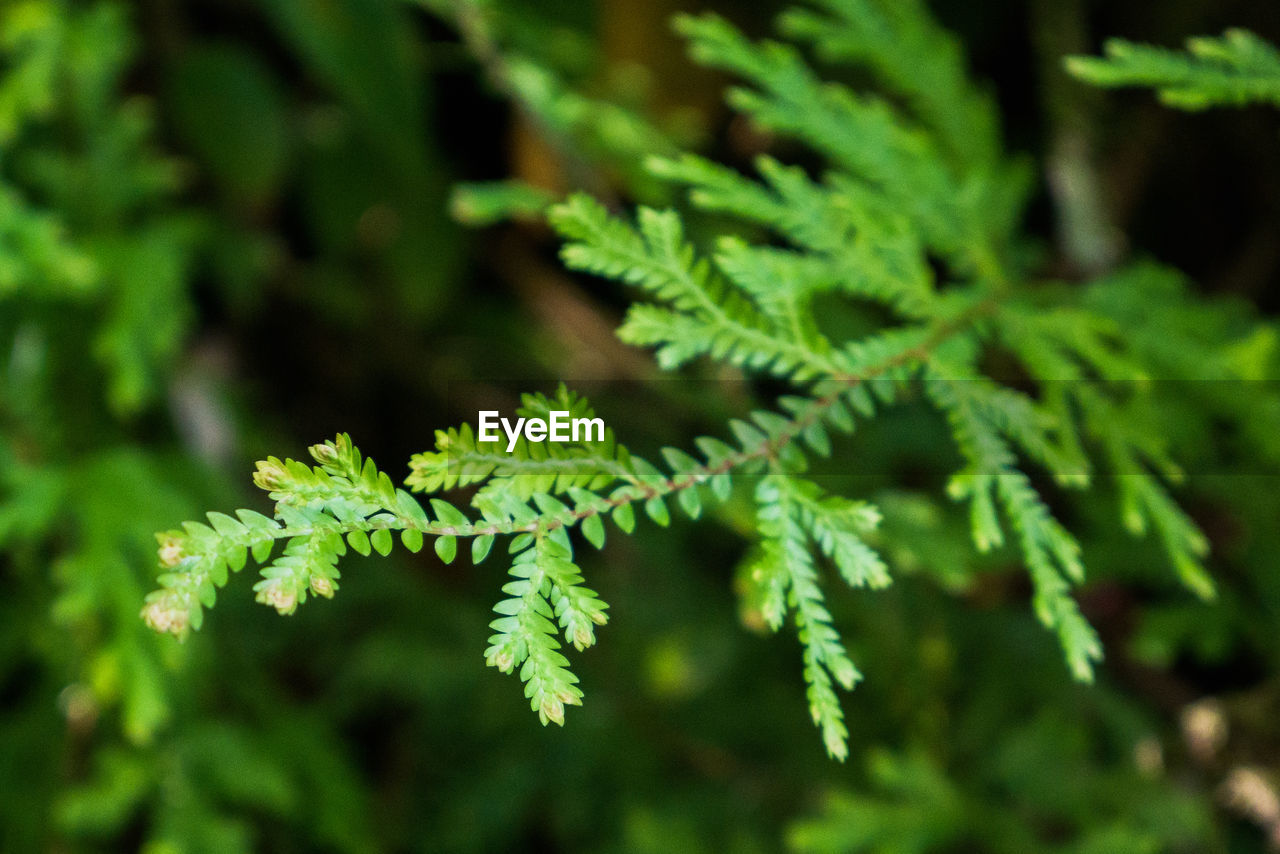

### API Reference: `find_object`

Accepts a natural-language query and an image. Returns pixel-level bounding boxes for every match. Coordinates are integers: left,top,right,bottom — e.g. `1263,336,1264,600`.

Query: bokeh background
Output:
2,0,1280,850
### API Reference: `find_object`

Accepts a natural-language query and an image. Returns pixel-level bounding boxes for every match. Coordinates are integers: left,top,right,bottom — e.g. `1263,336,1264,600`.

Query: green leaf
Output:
645,497,670,527
400,528,424,553
582,514,606,549
472,534,495,564
1067,29,1280,111
430,498,470,528
370,529,393,557
677,487,702,519
612,502,636,533
347,530,371,556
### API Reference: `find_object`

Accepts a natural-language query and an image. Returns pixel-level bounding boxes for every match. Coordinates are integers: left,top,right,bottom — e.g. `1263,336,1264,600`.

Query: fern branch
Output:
143,293,989,636
754,474,865,760
672,12,1005,277
483,535,605,725
780,0,1002,173
925,365,1103,679
1067,29,1280,110
551,193,841,379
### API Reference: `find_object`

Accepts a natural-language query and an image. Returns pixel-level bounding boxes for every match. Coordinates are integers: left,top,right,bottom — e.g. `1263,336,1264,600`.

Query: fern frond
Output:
674,13,972,262
142,435,432,637
926,370,1102,678
407,385,638,500
551,193,839,379
1076,388,1215,600
484,536,595,725
252,527,344,615
779,478,890,590
1067,29,1280,110
650,154,937,318
780,0,1001,174
755,476,863,759
1116,468,1213,600
998,300,1147,383
995,472,1102,681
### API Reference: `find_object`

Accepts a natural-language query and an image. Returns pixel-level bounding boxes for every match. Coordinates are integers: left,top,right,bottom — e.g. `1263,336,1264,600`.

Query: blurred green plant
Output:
0,0,198,750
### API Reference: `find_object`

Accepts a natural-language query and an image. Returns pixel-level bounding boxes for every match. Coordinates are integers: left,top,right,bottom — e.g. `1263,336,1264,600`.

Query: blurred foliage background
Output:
2,0,1280,851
